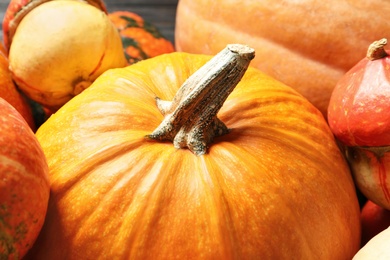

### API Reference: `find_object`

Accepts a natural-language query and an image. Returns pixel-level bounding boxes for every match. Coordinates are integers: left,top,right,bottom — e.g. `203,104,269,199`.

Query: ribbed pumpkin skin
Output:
30,53,360,259
174,0,390,117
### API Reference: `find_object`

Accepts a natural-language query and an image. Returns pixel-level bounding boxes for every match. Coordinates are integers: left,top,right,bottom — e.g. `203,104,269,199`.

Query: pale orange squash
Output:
174,0,390,117
2,0,107,50
8,0,127,111
28,45,360,259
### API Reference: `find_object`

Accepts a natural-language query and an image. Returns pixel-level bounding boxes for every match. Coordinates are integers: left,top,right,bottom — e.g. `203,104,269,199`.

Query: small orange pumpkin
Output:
28,45,360,259
108,11,175,65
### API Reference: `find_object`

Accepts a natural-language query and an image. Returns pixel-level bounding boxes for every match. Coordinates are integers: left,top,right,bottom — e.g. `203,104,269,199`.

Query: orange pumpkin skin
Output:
174,0,390,117
0,98,49,259
0,45,35,131
29,52,360,259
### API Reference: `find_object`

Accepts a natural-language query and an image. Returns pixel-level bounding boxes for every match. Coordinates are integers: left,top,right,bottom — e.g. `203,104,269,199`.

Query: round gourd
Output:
174,0,390,117
28,45,360,259
2,0,108,50
0,97,49,259
8,0,127,111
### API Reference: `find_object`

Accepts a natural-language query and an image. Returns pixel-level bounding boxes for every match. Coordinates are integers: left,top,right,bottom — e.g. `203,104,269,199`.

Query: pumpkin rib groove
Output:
118,152,177,258
199,154,241,258
49,139,146,195
208,144,315,257
49,144,170,257
114,151,234,259
76,151,167,257
208,147,263,252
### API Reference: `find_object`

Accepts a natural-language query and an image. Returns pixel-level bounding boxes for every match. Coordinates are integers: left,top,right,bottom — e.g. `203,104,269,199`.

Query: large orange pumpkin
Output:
28,45,360,259
174,0,390,117
0,97,49,259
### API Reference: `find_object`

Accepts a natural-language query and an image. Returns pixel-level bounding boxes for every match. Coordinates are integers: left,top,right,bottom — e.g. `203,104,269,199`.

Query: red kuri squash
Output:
328,39,390,210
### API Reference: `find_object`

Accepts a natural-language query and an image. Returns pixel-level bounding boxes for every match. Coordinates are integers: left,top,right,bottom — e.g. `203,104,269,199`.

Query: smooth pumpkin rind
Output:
30,52,360,259
174,0,390,117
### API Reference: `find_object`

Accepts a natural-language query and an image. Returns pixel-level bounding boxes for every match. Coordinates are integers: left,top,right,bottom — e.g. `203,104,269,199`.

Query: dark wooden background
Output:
0,0,179,44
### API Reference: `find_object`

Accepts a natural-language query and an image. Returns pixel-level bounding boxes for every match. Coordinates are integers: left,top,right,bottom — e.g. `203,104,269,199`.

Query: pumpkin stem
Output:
367,38,388,61
146,44,255,156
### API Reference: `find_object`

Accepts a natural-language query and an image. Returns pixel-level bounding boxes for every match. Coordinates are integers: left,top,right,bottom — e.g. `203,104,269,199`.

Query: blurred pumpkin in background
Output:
109,11,175,64
175,0,390,117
